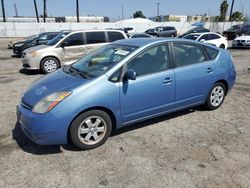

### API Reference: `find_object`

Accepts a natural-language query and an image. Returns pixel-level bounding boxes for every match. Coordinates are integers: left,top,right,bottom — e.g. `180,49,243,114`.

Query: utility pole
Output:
14,3,18,17
33,0,39,22
121,5,124,20
156,2,160,22
43,0,47,23
1,0,6,22
76,0,79,22
229,0,235,22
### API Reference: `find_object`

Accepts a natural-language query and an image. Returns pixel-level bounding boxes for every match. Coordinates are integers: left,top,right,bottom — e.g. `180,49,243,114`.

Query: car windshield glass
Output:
47,32,70,46
183,34,200,40
66,44,137,79
228,25,240,31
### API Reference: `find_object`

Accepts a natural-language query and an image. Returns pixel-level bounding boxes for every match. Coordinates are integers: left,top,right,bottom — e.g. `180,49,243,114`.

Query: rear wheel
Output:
219,44,225,49
41,57,60,74
70,110,112,150
205,83,226,110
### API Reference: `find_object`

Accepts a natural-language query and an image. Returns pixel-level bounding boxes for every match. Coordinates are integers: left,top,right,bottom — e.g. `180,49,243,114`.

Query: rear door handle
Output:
206,67,214,73
163,77,173,84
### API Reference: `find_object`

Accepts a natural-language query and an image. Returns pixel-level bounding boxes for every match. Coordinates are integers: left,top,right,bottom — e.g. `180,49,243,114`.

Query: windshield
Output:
47,32,70,46
64,44,137,79
228,25,241,31
183,34,200,40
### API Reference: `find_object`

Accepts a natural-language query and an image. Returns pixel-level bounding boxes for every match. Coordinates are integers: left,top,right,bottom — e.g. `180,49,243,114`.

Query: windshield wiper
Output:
69,66,89,79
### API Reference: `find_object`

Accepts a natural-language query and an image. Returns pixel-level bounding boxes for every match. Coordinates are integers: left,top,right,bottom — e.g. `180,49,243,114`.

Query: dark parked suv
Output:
223,24,250,40
13,32,60,57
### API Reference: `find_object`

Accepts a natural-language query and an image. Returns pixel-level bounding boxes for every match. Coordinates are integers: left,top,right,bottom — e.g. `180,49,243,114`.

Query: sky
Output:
1,0,249,20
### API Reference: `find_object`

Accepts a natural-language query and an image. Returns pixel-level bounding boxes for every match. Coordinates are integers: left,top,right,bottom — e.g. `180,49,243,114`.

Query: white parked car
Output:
232,35,250,48
183,32,228,49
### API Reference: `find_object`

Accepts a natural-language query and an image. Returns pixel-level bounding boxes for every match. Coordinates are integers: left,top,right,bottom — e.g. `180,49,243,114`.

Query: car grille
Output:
236,40,245,43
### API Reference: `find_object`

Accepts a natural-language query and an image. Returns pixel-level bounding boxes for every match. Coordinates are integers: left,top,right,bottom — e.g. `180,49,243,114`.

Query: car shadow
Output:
19,68,43,75
12,122,62,155
12,106,206,154
11,55,21,58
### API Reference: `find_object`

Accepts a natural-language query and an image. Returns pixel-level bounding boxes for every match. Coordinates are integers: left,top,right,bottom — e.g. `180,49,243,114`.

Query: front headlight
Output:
15,43,24,47
26,51,37,58
32,91,72,114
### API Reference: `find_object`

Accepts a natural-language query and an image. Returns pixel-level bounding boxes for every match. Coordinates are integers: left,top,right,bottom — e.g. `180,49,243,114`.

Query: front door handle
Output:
206,67,214,73
163,77,173,84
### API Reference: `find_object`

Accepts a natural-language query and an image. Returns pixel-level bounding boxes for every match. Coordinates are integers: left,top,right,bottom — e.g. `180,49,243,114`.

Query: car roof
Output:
186,32,220,36
112,38,204,47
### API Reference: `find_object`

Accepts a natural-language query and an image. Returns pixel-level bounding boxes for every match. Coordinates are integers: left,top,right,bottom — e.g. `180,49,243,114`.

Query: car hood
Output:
22,69,88,107
23,44,49,53
234,35,250,40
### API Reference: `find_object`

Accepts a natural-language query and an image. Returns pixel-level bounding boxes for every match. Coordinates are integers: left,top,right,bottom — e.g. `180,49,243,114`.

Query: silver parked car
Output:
21,30,128,73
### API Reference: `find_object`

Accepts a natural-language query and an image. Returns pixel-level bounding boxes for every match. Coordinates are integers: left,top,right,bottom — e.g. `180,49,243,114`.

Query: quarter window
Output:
209,34,221,40
199,34,210,41
127,44,170,76
173,43,206,67
205,46,219,60
86,32,106,44
63,33,84,46
108,32,125,42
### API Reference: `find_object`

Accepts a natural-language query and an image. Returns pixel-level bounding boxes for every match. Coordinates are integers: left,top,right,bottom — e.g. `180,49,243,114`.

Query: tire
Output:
70,110,112,150
41,57,60,74
205,83,226,110
219,44,225,49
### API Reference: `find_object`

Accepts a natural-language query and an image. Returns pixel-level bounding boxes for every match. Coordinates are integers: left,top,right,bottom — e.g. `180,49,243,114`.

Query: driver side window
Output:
63,33,84,47
127,44,170,77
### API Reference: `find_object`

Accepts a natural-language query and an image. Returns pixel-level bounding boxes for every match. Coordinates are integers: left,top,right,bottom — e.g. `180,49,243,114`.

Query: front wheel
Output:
70,110,112,150
41,57,60,74
205,83,226,110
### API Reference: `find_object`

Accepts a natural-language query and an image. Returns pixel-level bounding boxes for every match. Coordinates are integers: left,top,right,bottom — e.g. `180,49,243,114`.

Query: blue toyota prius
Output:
17,38,236,149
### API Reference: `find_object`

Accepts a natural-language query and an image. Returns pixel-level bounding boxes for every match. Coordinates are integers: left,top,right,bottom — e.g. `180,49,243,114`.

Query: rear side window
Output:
209,34,220,40
108,32,125,42
63,33,84,46
173,43,206,67
86,32,106,44
205,46,219,60
199,34,210,41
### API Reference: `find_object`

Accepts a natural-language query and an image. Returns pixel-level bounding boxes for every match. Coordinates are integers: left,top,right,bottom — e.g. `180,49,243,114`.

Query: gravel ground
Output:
0,38,250,188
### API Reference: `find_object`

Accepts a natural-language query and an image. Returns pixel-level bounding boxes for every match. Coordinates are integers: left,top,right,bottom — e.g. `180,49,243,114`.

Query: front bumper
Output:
232,40,250,48
16,104,71,145
21,56,40,70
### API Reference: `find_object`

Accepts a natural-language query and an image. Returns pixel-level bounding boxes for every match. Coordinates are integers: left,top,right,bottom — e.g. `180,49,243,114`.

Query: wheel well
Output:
216,80,228,94
40,56,61,68
67,106,117,143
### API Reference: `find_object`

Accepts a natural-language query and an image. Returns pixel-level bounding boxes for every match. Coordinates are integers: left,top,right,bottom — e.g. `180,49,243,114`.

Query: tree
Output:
219,0,229,21
230,11,244,21
133,11,146,18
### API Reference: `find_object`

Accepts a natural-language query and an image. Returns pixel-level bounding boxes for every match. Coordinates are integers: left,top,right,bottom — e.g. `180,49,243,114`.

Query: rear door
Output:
81,31,108,55
61,32,85,64
172,42,216,107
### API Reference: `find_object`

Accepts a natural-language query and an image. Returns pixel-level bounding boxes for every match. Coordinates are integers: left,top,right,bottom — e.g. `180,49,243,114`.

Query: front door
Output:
120,44,175,124
61,32,86,64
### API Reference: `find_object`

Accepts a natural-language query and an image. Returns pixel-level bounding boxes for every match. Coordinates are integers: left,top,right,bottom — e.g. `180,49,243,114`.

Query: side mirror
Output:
200,39,206,42
36,39,40,44
125,69,136,80
61,41,68,48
